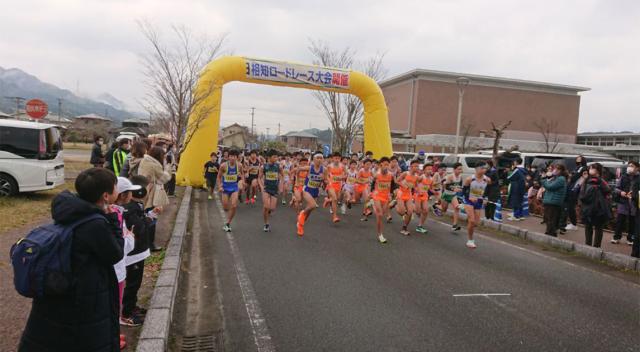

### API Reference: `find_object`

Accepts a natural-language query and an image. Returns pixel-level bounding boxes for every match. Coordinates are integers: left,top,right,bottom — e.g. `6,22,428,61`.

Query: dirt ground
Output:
0,187,183,351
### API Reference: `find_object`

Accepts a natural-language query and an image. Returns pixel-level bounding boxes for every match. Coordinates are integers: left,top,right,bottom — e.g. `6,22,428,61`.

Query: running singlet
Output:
282,161,292,182
415,176,433,201
398,173,418,201
222,164,239,193
263,163,280,195
344,170,357,192
443,174,462,195
372,172,393,202
327,166,344,191
247,159,260,177
355,169,372,193
464,175,488,209
294,168,308,189
304,164,324,197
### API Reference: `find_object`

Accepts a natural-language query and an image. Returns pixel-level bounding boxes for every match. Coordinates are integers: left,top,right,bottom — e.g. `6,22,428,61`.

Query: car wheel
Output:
0,174,18,197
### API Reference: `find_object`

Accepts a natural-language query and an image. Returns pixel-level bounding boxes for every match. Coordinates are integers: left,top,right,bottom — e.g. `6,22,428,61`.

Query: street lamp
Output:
454,76,470,155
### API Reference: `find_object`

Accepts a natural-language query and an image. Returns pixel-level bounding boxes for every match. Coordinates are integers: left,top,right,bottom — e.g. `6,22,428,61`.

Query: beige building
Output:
70,114,112,142
221,123,249,149
376,69,589,152
279,131,318,151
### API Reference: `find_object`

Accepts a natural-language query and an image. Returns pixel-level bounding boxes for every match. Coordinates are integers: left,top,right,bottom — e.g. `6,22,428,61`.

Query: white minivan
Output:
0,119,65,196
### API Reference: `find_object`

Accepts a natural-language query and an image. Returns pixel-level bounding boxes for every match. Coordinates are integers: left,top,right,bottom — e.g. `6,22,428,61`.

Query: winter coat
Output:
484,167,501,201
541,175,567,206
614,173,639,216
138,154,171,209
90,143,104,165
19,191,123,352
579,177,611,225
507,167,526,208
123,200,150,263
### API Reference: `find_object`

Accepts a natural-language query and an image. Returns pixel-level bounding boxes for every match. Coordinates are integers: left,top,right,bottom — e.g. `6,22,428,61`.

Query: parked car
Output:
0,119,65,196
441,153,494,179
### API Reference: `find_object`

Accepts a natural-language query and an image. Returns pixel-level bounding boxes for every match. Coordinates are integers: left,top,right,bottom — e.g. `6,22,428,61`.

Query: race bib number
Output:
307,180,321,188
332,175,342,183
377,182,390,190
357,177,369,184
249,168,259,175
223,174,237,182
207,166,218,173
347,176,356,184
266,171,278,181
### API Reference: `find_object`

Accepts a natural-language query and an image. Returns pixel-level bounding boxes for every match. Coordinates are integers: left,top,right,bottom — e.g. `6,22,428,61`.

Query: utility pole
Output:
266,127,270,140
4,96,25,117
250,107,255,135
277,122,281,136
57,98,63,122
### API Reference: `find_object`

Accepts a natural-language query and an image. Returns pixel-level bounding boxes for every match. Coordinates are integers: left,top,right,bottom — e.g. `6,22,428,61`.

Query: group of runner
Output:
206,149,491,248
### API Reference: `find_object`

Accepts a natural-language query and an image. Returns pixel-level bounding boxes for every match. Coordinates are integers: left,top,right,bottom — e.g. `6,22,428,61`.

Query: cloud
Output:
0,0,638,133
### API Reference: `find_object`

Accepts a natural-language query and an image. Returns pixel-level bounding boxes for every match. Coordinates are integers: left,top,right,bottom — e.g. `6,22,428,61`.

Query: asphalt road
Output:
176,191,640,352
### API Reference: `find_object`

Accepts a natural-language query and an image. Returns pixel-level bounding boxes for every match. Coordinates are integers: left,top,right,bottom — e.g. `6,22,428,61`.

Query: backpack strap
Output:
64,213,107,235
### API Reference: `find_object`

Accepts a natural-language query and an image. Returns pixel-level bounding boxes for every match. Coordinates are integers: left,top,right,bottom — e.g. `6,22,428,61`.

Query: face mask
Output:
552,170,559,176
627,167,635,174
588,169,597,176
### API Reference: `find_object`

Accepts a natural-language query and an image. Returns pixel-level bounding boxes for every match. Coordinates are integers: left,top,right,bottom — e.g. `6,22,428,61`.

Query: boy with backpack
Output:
16,168,124,352
121,175,152,326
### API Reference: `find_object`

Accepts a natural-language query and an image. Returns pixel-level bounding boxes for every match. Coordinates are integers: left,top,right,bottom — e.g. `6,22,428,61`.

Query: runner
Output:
371,157,394,244
342,160,358,214
430,164,446,216
442,162,464,231
203,152,219,200
357,159,374,221
323,152,345,223
395,160,419,235
259,150,283,232
462,163,490,248
291,157,309,211
244,150,261,204
280,153,293,206
297,153,326,236
216,149,244,232
414,163,434,234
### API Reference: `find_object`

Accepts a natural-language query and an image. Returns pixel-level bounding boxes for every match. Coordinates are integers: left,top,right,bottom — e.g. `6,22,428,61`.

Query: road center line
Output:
453,293,511,297
214,196,276,352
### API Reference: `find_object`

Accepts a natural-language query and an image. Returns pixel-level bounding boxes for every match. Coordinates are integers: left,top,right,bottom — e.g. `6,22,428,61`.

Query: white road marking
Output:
453,293,511,297
214,196,276,352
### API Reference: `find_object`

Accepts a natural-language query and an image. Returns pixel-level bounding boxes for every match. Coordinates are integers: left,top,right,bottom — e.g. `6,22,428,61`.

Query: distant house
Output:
70,113,112,142
111,118,150,139
279,131,319,151
221,123,249,149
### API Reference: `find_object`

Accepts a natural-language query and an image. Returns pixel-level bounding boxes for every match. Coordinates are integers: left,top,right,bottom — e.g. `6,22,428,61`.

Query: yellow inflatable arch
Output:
176,56,392,187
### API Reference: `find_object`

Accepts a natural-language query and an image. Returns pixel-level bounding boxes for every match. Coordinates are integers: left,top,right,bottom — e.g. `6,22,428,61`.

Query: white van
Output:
0,120,65,196
441,153,494,179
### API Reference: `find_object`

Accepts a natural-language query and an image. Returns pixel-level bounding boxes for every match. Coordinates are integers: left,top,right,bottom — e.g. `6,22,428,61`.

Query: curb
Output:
136,187,193,352
446,209,639,272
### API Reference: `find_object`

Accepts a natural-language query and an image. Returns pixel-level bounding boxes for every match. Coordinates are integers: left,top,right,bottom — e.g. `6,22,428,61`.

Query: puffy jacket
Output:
541,175,567,206
139,154,171,208
90,143,104,165
18,191,123,352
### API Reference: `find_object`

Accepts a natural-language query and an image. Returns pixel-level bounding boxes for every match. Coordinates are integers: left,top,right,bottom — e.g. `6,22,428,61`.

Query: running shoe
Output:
367,199,374,208
506,215,518,221
400,228,410,236
565,224,578,230
263,224,271,232
378,234,388,244
282,199,286,206
245,199,250,205
416,226,428,234
432,206,443,217
208,195,213,200
386,216,393,223
340,203,347,215
120,315,143,327
347,202,352,209
466,240,477,249
364,208,373,216
452,224,461,231
360,215,368,222
120,334,127,350
332,215,340,223
250,198,256,204
222,224,231,232
627,240,634,246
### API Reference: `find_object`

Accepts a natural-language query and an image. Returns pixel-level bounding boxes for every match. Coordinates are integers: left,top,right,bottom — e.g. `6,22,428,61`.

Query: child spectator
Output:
204,152,220,200
121,175,152,326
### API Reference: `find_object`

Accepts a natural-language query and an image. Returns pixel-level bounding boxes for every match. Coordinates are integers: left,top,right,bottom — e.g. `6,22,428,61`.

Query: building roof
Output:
0,119,57,130
283,131,318,138
578,132,639,137
222,123,248,131
74,113,111,121
380,68,590,95
123,118,150,125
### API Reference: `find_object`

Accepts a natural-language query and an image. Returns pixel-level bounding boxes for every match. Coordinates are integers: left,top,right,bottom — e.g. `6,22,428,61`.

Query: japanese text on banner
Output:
244,58,350,89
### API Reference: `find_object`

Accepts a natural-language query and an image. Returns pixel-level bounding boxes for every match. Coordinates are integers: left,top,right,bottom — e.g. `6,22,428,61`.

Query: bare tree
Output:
308,39,387,154
138,20,227,151
532,117,560,153
460,116,475,153
490,120,512,163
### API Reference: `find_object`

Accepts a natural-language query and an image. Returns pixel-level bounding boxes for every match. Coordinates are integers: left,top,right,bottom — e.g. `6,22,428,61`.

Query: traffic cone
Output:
493,199,503,222
522,194,529,217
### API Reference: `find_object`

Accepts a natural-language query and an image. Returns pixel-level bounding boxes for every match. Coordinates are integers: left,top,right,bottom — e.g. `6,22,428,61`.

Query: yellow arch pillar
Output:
176,56,392,187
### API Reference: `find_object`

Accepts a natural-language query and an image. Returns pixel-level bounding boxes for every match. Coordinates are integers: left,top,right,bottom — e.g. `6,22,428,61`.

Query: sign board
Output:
25,99,48,119
245,57,351,90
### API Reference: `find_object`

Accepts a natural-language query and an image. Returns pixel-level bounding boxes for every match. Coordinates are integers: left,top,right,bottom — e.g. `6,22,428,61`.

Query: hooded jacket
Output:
19,191,123,352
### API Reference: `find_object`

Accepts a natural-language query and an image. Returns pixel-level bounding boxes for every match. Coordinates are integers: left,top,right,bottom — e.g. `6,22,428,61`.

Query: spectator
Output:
90,135,105,168
165,144,177,197
484,160,501,220
565,155,588,231
112,138,131,177
365,150,373,160
204,152,220,200
104,141,118,172
507,158,527,221
579,163,611,248
541,164,568,237
612,161,639,245
415,150,426,164
139,146,171,251
398,155,408,172
19,168,123,352
631,171,640,258
120,141,147,178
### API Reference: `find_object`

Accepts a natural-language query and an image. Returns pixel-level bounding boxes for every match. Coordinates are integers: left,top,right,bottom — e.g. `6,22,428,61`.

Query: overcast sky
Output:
0,0,638,133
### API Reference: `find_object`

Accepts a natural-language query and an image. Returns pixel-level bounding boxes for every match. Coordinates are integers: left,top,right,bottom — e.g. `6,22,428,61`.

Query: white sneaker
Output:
627,240,634,246
507,215,518,221
341,203,347,215
565,224,578,230
378,234,387,244
466,240,477,249
610,239,620,244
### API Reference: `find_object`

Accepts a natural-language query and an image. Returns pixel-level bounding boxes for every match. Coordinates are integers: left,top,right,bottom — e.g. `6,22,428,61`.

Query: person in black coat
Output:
484,160,501,220
579,163,611,248
507,158,527,220
90,135,105,168
19,168,123,352
563,155,588,230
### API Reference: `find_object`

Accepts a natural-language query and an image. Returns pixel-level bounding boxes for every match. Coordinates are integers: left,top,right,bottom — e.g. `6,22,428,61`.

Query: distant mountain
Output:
0,66,137,121
302,128,332,145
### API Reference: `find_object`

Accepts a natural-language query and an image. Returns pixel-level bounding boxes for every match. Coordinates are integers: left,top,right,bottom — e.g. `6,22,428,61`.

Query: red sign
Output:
25,99,48,119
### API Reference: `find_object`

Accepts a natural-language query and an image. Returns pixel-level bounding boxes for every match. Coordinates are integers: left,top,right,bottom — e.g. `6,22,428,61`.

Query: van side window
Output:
0,126,39,159
465,157,487,168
